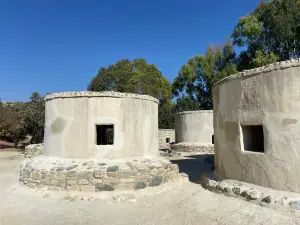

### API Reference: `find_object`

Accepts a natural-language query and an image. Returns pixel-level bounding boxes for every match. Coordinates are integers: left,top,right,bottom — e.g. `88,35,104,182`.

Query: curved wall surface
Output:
43,92,158,159
175,110,213,143
213,60,300,193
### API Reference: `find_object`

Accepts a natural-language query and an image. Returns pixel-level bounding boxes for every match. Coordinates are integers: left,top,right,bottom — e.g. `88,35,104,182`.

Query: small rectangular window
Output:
96,125,114,145
241,125,264,153
166,138,170,143
212,135,214,144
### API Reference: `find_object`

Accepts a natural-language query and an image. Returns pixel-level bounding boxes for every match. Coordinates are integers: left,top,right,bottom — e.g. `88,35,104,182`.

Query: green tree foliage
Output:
23,92,45,144
172,40,237,111
0,92,45,147
172,98,200,113
0,100,28,147
232,0,300,70
88,58,174,128
250,50,279,68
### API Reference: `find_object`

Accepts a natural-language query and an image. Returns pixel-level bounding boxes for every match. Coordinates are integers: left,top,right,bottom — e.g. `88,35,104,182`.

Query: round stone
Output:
289,200,300,210
249,191,261,200
261,195,272,203
135,181,147,190
149,176,163,187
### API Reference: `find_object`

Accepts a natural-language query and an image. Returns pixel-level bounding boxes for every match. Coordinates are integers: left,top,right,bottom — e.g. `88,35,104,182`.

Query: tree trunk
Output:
14,138,20,148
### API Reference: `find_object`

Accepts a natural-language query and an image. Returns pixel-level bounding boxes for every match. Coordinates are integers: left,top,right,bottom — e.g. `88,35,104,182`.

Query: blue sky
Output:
0,0,259,101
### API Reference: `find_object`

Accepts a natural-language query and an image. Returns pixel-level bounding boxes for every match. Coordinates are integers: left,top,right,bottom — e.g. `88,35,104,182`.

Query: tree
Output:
172,97,200,113
88,58,174,128
0,100,27,147
0,92,45,147
23,92,45,143
172,39,237,111
158,101,174,129
232,0,300,70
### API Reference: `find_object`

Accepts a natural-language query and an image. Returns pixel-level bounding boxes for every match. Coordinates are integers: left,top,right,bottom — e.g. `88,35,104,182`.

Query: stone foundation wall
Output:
171,143,214,153
24,144,43,158
158,129,175,147
200,173,300,211
19,156,180,192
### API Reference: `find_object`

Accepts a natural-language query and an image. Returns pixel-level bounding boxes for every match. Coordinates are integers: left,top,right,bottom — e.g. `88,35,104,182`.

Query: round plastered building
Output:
172,110,214,153
20,92,180,192
213,59,300,193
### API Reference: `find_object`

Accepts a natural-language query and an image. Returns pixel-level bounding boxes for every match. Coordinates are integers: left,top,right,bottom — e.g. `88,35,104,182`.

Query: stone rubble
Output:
159,150,181,157
113,193,136,203
171,142,214,153
200,174,300,211
24,144,43,158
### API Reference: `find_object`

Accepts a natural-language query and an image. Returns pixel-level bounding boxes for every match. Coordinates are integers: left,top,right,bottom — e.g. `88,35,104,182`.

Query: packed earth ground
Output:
1,150,300,225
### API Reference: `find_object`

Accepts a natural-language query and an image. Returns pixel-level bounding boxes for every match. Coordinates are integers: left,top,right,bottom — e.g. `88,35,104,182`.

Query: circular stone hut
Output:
20,92,180,192
172,110,214,152
213,59,300,193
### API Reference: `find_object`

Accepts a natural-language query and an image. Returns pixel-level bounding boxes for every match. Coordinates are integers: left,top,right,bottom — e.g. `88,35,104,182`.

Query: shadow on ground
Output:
170,154,214,183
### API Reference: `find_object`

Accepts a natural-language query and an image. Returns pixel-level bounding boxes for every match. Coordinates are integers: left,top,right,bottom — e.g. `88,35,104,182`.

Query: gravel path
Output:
0,152,299,225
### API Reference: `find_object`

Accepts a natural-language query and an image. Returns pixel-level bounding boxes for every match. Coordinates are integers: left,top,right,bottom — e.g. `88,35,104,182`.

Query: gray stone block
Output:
96,184,115,192
135,181,147,190
289,200,300,210
149,176,163,187
66,165,78,171
107,166,119,172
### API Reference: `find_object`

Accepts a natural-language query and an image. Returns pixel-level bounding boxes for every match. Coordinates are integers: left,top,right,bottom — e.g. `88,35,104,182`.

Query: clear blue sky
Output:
0,0,259,101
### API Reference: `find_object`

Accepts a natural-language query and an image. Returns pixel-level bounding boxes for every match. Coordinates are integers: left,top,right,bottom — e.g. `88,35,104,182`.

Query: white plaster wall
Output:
213,65,300,193
43,93,158,159
175,111,213,144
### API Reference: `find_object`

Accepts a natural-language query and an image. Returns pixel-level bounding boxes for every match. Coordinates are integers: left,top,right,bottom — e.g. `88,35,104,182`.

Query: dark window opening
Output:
96,125,114,145
166,138,170,143
241,125,264,153
212,135,214,144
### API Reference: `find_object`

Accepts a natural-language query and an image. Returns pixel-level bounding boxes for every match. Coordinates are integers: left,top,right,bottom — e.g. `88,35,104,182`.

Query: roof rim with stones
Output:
44,91,159,103
214,58,300,87
175,110,213,115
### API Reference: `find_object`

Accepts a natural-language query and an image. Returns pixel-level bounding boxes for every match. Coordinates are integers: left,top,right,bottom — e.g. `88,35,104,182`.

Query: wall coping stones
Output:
45,91,159,103
175,110,213,115
214,58,300,87
19,156,180,192
200,173,300,211
159,129,175,131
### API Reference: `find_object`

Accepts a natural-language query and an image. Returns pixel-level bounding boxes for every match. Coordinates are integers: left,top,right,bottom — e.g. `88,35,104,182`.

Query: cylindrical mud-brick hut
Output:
213,59,300,193
43,92,158,159
20,92,181,192
172,110,214,153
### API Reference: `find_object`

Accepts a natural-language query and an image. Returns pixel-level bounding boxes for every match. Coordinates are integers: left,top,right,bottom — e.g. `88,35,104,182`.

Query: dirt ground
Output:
1,152,300,225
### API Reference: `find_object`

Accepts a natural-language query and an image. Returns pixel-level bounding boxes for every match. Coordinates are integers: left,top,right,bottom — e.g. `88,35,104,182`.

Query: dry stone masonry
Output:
20,156,179,192
24,144,43,158
171,143,213,153
213,59,300,193
20,91,181,192
158,129,175,147
201,173,300,211
172,110,214,153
